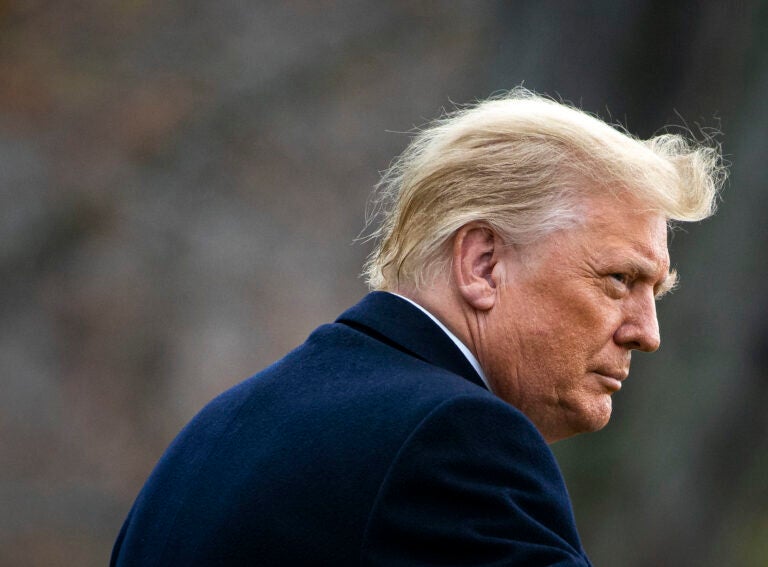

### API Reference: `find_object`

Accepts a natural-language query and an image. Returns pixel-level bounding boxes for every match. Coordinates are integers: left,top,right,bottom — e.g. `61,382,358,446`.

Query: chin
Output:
540,399,613,443
562,396,614,439
580,396,614,431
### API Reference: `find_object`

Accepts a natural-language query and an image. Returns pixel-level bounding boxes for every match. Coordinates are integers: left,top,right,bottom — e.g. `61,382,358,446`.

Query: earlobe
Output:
452,223,499,312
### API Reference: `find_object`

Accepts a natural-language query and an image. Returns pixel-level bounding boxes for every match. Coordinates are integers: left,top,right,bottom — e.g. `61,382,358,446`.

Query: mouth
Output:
592,369,629,392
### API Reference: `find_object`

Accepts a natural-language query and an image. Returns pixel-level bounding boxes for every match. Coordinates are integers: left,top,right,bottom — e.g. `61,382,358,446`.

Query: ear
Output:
452,223,501,311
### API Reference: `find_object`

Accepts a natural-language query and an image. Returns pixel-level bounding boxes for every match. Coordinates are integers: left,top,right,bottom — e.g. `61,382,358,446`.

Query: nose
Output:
614,290,661,352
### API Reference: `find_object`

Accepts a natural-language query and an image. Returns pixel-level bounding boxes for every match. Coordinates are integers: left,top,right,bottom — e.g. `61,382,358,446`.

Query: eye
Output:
610,273,630,286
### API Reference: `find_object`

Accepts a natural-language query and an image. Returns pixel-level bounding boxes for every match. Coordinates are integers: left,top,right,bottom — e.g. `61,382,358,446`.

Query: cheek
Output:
485,291,613,389
521,301,615,381
558,295,618,345
527,304,602,356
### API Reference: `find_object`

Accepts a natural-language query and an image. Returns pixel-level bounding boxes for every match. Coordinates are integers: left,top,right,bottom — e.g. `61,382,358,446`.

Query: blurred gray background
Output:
2,1,767,565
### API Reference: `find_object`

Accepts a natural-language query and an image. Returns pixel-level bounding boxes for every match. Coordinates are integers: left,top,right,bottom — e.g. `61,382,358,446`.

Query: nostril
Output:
614,321,660,352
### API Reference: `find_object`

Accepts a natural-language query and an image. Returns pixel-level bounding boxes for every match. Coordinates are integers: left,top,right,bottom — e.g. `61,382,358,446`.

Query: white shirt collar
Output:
390,292,490,390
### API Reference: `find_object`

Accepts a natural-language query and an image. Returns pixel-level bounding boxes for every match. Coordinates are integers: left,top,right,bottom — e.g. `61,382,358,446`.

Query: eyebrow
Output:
654,268,677,299
630,257,676,299
608,253,675,299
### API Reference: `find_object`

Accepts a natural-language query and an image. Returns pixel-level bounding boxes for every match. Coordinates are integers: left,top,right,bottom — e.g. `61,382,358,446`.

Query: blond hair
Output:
363,88,726,290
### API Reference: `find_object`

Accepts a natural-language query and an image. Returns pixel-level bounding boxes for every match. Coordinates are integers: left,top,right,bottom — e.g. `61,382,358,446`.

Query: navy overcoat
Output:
111,292,592,565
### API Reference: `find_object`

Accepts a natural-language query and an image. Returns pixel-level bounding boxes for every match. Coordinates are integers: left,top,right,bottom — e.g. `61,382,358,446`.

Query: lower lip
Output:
595,373,622,392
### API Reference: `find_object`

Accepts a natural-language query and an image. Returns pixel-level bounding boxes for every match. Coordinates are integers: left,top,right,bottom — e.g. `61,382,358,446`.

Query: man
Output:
111,90,723,565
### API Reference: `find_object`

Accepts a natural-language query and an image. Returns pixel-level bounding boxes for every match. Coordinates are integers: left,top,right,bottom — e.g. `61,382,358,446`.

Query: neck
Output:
395,284,479,362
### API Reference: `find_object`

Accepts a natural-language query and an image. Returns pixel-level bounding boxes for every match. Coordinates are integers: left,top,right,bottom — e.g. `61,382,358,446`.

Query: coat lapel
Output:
336,292,487,390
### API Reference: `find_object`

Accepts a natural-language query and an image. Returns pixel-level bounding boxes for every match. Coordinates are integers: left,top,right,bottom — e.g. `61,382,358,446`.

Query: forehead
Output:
513,194,672,284
571,194,670,267
517,194,668,269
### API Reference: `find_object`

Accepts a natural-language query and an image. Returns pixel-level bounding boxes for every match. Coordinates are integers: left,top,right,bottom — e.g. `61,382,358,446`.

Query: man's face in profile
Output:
480,194,673,442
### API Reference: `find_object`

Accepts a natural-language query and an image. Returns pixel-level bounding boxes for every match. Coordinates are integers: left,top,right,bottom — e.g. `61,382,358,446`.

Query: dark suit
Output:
111,292,592,566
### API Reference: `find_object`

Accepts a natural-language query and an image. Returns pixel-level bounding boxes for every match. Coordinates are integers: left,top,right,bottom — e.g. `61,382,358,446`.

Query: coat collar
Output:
336,291,487,390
